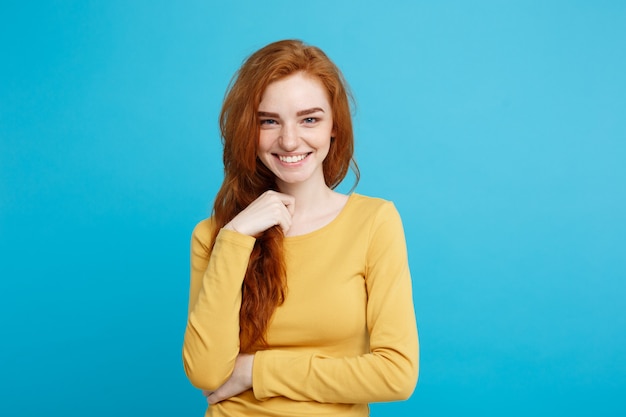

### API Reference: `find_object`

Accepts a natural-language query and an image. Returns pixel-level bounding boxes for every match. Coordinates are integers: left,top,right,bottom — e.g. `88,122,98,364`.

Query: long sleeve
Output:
182,220,256,390
252,201,419,403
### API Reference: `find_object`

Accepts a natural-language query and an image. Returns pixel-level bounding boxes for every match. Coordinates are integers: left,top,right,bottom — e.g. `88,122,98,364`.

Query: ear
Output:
331,125,337,139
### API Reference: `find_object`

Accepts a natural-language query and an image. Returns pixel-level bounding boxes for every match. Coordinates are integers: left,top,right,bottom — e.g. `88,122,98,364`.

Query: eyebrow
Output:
297,107,325,116
257,107,325,118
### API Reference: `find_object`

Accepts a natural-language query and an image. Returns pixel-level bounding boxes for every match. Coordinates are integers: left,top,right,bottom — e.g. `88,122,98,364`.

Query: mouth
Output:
275,153,311,163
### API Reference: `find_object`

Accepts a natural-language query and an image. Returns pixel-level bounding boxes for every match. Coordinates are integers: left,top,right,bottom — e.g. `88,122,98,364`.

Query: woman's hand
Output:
203,354,254,405
224,190,295,236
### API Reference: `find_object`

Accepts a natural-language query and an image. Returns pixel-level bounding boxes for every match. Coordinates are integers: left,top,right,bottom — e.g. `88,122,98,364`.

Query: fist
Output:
225,191,295,236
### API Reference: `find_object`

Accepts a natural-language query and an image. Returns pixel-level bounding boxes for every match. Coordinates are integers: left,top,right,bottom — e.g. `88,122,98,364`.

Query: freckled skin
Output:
257,72,335,189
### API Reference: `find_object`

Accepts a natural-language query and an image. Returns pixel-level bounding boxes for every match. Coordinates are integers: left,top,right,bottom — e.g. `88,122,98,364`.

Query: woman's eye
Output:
260,119,277,125
303,117,318,124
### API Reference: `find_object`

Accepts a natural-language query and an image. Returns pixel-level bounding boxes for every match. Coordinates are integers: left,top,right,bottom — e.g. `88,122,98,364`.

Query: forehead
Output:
259,72,331,110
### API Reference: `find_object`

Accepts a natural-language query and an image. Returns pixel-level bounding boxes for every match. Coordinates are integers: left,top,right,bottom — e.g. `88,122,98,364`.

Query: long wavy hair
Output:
211,39,359,353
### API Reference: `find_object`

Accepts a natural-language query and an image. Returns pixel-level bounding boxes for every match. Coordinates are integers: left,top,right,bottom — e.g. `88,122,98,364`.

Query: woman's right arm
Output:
182,191,295,391
182,220,256,391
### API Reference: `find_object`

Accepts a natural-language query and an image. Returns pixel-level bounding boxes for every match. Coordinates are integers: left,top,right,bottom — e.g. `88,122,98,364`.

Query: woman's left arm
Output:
252,202,419,403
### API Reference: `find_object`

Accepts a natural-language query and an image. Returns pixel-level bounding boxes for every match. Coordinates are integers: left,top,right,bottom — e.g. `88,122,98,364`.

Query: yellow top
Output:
183,193,419,416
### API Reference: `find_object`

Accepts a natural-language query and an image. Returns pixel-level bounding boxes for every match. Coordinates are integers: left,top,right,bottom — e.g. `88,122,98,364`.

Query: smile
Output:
276,153,310,163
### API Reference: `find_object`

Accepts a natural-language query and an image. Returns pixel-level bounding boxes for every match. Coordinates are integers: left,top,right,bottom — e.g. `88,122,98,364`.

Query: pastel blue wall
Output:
1,1,624,416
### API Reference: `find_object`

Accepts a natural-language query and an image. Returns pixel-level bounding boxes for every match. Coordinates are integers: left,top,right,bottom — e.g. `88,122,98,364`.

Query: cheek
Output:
319,134,332,159
257,132,272,155
256,135,275,167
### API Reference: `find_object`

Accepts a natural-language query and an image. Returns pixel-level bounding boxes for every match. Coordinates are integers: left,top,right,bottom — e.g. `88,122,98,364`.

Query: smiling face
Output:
257,72,335,190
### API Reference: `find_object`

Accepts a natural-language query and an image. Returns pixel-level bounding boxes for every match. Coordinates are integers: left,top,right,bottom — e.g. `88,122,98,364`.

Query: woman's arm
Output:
252,202,419,403
182,191,295,391
204,353,254,405
182,222,256,390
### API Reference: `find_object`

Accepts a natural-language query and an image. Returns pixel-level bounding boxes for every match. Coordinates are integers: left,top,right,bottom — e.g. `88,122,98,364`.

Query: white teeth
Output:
279,154,307,163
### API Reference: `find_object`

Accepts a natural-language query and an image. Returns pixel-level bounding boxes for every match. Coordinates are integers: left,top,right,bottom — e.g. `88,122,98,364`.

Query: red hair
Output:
211,39,359,352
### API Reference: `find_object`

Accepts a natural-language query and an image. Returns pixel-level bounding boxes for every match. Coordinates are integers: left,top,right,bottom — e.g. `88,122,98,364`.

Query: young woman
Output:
183,39,418,416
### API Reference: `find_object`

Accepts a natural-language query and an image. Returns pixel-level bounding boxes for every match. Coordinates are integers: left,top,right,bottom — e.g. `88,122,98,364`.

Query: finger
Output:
276,212,292,235
227,191,294,236
263,193,293,232
207,391,222,405
275,193,296,216
272,195,294,234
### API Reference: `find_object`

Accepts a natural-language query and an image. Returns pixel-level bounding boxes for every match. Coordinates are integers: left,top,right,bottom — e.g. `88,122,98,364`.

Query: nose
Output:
278,123,298,151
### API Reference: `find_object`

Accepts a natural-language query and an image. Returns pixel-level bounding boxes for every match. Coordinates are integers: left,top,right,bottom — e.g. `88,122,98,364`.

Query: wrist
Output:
243,353,254,389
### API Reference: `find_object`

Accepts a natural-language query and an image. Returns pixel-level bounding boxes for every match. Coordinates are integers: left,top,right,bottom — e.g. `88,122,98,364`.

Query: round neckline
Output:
285,193,358,242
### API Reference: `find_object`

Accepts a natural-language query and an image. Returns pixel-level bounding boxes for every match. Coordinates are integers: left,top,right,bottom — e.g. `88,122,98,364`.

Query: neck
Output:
276,178,334,219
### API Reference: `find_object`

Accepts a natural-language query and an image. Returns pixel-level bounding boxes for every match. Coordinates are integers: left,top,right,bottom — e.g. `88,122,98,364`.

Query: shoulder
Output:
337,193,404,239
352,193,406,232
348,193,401,220
191,217,217,250
350,196,408,263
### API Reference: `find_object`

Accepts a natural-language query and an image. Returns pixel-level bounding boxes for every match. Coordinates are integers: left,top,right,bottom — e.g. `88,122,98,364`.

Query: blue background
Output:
1,1,625,416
